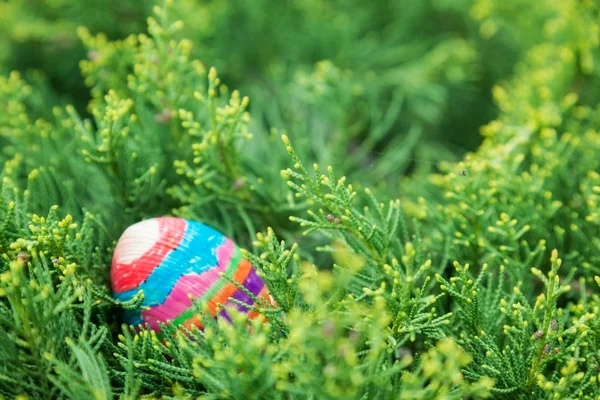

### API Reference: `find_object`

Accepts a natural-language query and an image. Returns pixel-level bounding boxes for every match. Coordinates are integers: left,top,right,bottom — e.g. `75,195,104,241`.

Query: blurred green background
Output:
0,0,527,178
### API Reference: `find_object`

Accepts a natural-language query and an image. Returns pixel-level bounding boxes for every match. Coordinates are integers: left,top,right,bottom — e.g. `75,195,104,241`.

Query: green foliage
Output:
0,0,492,179
0,0,600,399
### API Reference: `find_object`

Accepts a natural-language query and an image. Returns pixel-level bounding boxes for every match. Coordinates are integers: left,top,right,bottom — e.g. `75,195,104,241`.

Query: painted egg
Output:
111,217,274,332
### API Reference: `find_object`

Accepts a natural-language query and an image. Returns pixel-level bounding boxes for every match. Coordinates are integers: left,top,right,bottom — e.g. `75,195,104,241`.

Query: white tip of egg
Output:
114,218,160,264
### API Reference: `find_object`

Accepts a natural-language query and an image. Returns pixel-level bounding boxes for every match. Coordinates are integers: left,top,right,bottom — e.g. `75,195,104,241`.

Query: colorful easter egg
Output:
111,217,274,332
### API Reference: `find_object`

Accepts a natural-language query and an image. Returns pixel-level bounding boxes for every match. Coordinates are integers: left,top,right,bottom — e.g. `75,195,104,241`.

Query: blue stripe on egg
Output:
114,220,226,306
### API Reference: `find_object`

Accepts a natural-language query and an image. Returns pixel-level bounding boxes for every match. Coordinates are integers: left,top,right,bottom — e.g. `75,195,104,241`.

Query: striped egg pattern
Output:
111,217,273,332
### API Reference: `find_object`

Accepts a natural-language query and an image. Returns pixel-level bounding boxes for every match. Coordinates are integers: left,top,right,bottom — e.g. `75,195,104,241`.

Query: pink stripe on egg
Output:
141,239,236,331
217,238,235,268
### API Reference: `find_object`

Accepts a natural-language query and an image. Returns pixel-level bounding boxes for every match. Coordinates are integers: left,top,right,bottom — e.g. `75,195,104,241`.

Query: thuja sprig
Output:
400,338,495,399
436,261,491,334
176,69,252,175
280,134,404,265
112,325,173,396
458,331,524,394
0,252,93,398
2,205,109,286
47,338,113,400
456,250,576,395
113,309,281,398
0,175,26,255
530,285,597,399
484,212,531,258
242,227,300,313
377,242,451,345
281,134,454,345
277,268,398,399
72,92,167,216
171,69,255,213
525,249,572,389
185,311,279,399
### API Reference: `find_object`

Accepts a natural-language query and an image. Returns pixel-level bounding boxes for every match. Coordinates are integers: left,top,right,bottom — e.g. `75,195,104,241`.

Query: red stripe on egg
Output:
111,217,186,293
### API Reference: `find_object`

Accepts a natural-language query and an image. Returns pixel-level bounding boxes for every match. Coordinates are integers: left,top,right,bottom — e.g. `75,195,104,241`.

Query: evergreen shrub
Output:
1,0,600,399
